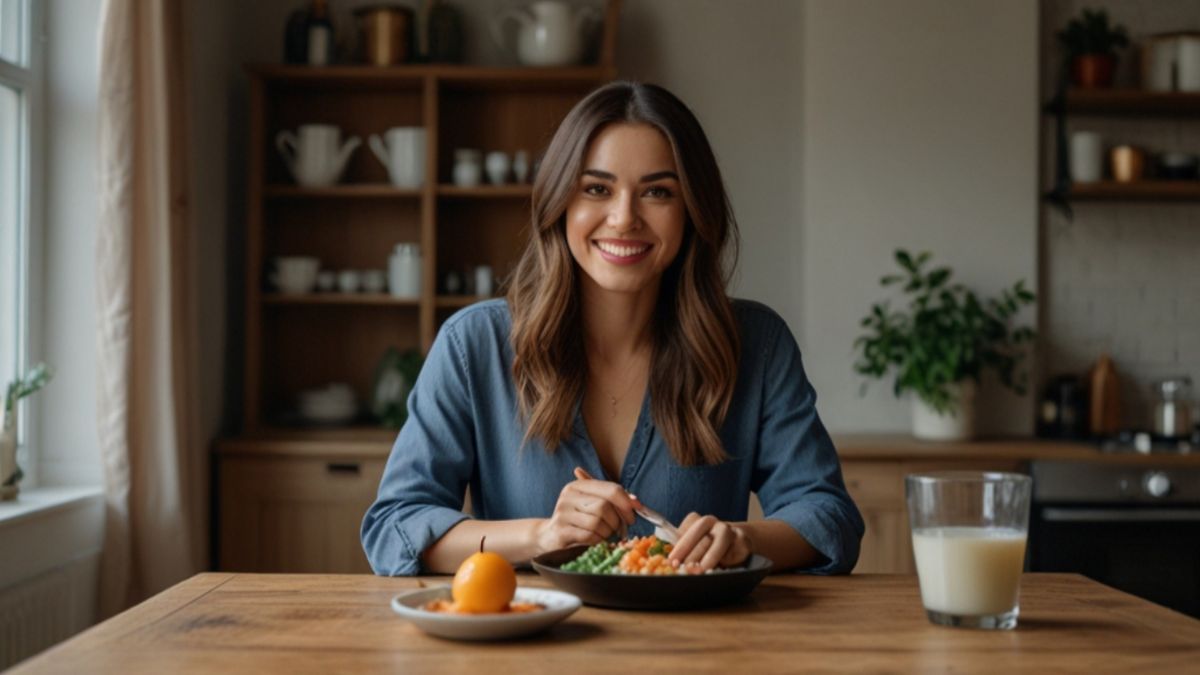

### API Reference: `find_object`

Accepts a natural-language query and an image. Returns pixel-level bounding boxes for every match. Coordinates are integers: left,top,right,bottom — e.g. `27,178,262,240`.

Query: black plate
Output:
531,545,773,610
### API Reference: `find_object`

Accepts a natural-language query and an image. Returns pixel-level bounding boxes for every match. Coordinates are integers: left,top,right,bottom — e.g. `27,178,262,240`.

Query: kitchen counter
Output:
835,434,1200,465
12,572,1199,673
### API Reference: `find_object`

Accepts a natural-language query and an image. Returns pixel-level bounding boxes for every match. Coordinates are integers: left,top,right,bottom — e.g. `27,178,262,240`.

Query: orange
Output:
451,539,516,613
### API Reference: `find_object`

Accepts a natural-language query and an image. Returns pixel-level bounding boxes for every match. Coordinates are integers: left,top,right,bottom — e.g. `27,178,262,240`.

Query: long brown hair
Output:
507,81,740,466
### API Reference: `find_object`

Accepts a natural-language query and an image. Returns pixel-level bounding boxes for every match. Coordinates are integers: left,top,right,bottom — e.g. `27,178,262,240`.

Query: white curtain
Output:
95,0,204,617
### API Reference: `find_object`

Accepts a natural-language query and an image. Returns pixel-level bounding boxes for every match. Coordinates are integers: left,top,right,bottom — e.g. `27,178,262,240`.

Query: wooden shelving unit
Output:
241,63,614,436
218,64,613,574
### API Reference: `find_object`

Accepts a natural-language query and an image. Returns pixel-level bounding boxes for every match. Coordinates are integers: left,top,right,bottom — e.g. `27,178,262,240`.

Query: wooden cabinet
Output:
218,63,614,573
842,459,1025,574
219,453,386,573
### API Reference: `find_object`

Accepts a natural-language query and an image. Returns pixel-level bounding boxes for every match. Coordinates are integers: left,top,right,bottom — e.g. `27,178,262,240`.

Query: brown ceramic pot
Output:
1071,54,1116,88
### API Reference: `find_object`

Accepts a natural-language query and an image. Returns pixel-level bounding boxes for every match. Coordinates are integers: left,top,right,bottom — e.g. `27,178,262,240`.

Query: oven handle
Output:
1041,507,1200,523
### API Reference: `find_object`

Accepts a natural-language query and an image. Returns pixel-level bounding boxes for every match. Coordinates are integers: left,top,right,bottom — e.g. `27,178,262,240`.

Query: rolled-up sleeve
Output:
752,315,864,574
361,320,474,576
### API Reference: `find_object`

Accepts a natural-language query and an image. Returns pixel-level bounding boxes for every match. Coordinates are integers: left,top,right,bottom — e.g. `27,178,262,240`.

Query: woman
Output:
362,81,863,575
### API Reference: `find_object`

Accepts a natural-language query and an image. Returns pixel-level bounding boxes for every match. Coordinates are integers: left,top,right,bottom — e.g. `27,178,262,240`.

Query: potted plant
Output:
1057,8,1130,88
853,251,1035,441
1,363,53,500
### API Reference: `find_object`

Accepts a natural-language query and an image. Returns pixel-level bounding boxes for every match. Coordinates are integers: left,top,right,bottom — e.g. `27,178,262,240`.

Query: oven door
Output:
1030,504,1200,618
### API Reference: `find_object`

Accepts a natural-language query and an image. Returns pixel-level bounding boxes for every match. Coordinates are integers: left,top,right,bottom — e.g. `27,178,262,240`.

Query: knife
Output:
572,467,681,543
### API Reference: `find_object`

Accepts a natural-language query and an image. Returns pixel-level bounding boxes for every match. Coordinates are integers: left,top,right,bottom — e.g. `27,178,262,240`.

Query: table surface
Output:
13,573,1200,674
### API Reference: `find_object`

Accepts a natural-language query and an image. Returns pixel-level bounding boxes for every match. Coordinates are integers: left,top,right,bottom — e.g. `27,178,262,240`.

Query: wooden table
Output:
13,573,1200,673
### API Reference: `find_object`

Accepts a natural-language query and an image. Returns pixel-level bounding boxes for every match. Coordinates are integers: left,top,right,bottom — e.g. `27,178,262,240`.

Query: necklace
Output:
592,355,649,419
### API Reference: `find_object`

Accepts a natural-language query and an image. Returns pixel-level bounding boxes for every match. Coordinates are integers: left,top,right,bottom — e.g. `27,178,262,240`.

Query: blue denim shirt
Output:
361,299,863,575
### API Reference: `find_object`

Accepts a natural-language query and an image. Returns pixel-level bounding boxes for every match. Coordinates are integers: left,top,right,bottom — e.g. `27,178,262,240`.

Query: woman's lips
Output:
593,240,653,265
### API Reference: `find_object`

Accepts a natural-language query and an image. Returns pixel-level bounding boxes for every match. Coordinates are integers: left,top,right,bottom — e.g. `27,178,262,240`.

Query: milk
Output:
912,527,1027,616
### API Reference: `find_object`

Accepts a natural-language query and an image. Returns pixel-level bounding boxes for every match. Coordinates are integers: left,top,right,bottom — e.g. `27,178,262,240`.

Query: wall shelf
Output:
1050,89,1200,116
1066,180,1200,201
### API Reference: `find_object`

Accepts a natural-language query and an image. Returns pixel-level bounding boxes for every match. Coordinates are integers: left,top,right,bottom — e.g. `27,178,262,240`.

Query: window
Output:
0,0,40,479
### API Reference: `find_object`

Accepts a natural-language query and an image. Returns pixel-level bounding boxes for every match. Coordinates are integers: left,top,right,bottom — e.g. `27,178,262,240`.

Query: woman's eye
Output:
583,183,609,196
645,185,673,199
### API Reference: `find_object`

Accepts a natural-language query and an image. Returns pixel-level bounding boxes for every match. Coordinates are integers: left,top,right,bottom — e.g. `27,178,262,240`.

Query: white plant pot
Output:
0,408,18,500
911,381,977,442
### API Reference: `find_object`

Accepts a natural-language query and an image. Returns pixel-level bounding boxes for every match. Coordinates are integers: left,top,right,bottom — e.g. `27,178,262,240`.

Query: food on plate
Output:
422,538,544,615
560,535,719,575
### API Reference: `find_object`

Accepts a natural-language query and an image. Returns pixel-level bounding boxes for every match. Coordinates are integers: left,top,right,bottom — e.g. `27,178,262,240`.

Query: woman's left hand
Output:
667,513,752,571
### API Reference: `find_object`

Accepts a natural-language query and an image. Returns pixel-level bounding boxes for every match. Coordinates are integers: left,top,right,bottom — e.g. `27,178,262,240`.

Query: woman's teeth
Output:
596,242,650,257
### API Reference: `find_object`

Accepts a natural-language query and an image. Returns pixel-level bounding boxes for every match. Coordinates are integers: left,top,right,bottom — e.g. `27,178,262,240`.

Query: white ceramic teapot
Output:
490,0,600,67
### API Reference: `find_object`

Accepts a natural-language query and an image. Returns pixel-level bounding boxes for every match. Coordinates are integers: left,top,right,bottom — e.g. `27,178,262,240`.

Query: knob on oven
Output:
1143,471,1172,498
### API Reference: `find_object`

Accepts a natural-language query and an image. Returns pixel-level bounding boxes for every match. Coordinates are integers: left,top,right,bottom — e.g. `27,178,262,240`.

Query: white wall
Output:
616,0,805,329
40,0,103,486
802,0,1039,434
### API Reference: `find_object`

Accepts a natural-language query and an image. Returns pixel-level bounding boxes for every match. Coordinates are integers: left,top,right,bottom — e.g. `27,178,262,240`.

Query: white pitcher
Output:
490,0,600,67
276,124,361,187
368,127,426,188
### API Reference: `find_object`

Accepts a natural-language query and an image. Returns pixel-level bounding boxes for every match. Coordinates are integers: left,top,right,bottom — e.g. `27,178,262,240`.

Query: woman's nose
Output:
606,191,639,231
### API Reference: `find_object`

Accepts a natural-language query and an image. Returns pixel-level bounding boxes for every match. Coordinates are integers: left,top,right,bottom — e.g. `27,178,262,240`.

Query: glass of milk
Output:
906,472,1032,630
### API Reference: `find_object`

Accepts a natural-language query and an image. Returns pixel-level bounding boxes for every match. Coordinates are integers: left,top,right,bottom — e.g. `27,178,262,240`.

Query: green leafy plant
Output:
4,362,53,413
371,348,424,428
3,363,53,487
853,251,1036,415
1056,8,1129,58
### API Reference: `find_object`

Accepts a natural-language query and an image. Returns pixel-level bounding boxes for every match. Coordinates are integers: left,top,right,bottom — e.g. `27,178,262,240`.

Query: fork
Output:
572,467,680,543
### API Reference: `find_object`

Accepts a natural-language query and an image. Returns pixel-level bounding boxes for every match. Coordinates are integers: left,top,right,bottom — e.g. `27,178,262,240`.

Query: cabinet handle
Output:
327,462,361,475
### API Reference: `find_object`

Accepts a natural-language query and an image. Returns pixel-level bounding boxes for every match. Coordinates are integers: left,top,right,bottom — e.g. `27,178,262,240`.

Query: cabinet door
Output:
841,461,910,573
842,459,1027,574
220,456,386,573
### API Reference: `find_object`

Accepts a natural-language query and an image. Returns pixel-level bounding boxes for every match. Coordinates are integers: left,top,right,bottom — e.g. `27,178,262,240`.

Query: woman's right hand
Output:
533,468,637,554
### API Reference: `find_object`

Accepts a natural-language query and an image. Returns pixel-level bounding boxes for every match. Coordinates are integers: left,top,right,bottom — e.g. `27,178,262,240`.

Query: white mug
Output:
276,124,361,187
1069,131,1103,183
272,256,320,294
368,127,426,188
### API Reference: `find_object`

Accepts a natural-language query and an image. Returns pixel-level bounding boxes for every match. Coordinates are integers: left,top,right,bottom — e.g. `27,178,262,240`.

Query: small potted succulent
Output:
1057,8,1130,88
1,363,53,500
853,251,1036,441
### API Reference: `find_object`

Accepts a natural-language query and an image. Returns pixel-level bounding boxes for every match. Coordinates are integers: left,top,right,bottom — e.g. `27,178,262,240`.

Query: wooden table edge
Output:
14,572,237,670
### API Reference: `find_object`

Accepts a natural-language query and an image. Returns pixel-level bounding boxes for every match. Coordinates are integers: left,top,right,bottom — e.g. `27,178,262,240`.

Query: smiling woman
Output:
361,81,864,578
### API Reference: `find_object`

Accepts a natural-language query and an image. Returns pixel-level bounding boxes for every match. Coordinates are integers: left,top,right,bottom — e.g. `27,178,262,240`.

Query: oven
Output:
1029,460,1200,618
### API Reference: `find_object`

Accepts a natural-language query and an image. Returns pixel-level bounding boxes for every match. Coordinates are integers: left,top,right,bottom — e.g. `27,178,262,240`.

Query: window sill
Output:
0,486,105,590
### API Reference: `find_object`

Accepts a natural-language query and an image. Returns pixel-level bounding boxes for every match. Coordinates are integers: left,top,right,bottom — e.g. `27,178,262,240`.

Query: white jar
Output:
453,149,482,187
474,265,494,297
389,243,421,299
485,151,510,185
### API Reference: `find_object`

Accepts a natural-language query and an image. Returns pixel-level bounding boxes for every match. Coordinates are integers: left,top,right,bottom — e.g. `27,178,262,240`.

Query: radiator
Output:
0,553,99,670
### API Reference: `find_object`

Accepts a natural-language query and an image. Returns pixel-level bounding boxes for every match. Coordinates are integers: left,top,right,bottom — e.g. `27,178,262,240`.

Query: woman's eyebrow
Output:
639,170,679,183
580,168,679,182
582,168,616,181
